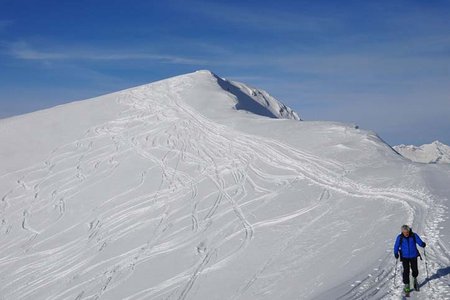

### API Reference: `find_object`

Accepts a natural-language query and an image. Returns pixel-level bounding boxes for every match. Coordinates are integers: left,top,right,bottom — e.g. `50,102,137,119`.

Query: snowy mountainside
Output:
0,70,449,299
217,73,301,120
394,141,450,164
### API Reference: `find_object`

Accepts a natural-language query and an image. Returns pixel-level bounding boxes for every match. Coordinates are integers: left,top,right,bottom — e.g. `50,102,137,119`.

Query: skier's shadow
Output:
420,266,450,287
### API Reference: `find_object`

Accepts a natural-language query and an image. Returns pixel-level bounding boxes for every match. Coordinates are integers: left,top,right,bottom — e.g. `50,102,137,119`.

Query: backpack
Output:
399,229,422,260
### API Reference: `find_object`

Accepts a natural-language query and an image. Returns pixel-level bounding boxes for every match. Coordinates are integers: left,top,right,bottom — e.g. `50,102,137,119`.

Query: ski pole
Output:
424,248,430,285
393,257,398,287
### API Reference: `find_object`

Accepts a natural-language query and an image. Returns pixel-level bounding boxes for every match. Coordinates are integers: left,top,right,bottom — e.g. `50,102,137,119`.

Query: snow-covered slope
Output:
0,70,449,300
218,75,301,120
394,141,450,164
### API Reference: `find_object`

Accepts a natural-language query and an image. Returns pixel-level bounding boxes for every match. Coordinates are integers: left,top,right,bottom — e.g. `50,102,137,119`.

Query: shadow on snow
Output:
420,266,450,288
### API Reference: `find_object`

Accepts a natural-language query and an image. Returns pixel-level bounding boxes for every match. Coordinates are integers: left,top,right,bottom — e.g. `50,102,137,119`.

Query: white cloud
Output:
7,41,206,65
8,41,68,60
178,2,339,33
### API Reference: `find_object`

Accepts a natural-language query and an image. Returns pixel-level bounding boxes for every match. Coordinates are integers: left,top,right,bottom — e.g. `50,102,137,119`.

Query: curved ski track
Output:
0,76,448,299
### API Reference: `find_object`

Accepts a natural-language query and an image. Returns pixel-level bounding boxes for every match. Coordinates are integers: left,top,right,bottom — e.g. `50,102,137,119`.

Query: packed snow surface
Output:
394,141,450,164
0,70,449,299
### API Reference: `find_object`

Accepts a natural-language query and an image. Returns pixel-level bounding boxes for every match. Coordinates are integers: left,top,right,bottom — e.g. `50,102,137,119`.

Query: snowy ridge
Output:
394,141,450,164
211,71,301,121
0,71,449,299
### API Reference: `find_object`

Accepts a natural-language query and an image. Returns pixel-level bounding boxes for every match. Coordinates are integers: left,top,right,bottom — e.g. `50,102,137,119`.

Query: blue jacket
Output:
394,232,425,259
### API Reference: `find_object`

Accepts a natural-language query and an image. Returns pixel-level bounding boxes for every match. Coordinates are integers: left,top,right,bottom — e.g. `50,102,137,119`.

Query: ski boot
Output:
404,284,411,297
413,277,420,291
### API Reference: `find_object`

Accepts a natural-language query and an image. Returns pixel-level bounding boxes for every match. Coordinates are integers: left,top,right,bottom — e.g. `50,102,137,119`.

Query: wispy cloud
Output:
177,2,339,33
202,29,450,80
6,41,206,65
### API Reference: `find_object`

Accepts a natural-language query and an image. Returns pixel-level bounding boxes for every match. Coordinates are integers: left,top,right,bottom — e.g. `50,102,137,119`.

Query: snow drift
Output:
0,70,449,299
394,141,450,164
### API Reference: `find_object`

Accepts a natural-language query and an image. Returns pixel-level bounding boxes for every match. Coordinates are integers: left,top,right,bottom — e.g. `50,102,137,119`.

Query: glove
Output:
423,242,426,248
395,253,399,259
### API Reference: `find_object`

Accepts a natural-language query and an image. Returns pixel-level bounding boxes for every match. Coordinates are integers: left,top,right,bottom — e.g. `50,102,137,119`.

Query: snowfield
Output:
394,141,450,164
0,70,449,299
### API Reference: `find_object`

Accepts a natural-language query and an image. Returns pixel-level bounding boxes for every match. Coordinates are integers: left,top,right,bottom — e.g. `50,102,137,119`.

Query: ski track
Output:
0,76,448,300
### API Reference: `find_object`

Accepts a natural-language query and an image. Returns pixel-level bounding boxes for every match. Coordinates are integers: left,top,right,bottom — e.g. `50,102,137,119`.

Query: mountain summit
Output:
394,140,450,164
0,71,449,299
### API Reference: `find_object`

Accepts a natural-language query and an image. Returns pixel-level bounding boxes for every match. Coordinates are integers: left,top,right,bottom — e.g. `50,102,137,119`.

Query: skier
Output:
393,224,426,295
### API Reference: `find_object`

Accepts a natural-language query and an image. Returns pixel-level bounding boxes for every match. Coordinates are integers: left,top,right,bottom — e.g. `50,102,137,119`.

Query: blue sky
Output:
0,0,449,146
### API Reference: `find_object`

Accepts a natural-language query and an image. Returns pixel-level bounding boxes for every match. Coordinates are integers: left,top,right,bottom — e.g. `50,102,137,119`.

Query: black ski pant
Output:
401,257,418,284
